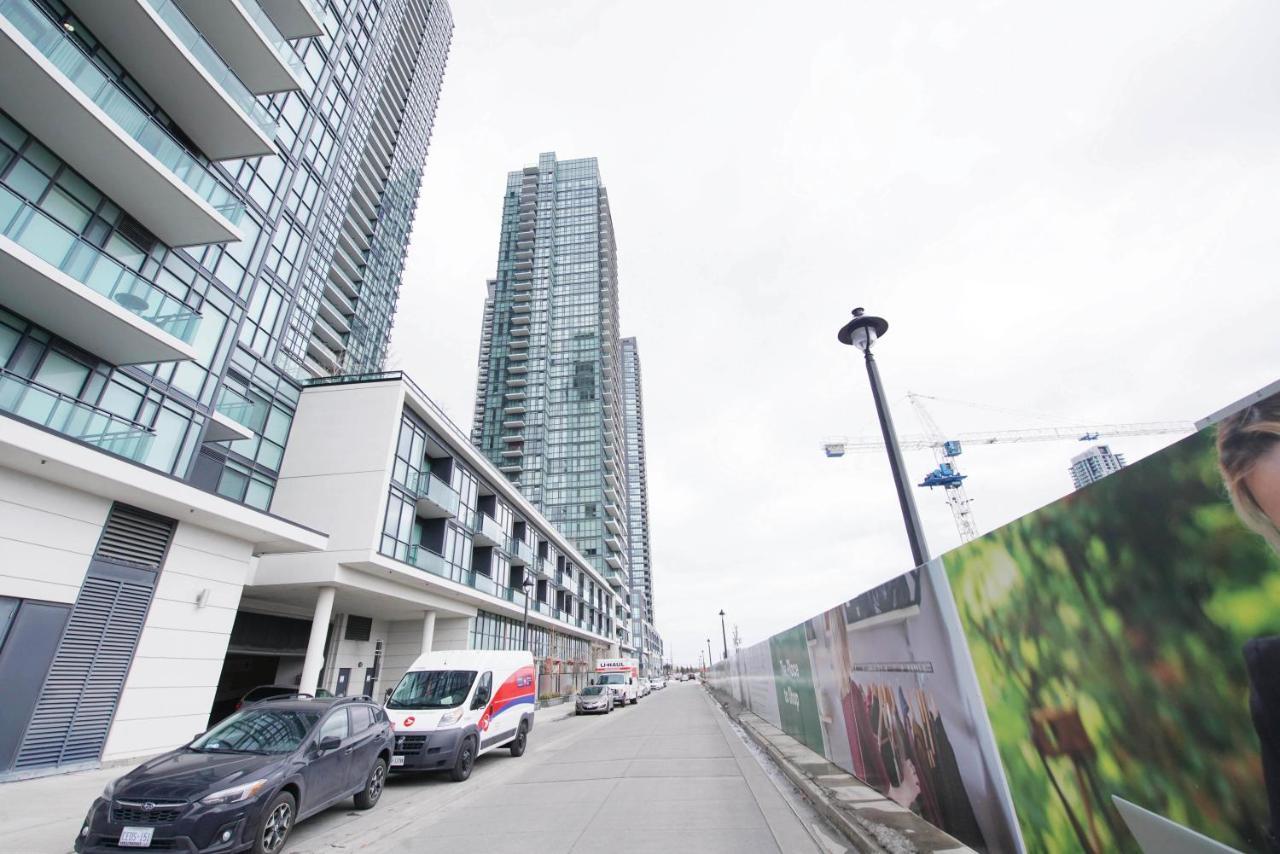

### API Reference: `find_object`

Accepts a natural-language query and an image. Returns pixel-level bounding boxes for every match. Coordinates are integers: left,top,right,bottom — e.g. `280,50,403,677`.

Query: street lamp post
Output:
520,574,535,650
718,609,728,661
706,638,713,671
838,308,931,567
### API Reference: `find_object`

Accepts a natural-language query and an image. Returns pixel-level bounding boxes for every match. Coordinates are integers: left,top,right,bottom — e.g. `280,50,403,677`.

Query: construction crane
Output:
823,393,1194,542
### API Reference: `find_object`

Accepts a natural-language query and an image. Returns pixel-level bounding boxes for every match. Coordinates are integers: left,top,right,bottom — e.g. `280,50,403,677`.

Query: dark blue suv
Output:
75,696,393,853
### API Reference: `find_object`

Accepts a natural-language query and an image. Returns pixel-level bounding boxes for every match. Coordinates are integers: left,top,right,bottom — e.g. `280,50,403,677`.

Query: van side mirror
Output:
471,687,490,710
316,735,341,752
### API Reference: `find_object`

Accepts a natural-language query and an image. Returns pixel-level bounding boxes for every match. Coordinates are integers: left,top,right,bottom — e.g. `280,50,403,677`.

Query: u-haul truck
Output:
384,650,535,782
593,657,640,706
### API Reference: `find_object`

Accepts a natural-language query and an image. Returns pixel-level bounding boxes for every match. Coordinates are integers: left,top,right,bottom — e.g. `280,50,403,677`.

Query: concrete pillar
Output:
299,586,336,696
421,610,436,655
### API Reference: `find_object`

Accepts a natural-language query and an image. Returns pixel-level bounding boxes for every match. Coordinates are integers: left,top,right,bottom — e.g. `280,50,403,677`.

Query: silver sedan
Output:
574,685,614,715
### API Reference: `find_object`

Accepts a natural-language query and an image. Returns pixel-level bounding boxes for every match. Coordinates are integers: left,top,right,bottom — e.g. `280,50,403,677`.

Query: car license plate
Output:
391,755,405,767
119,827,153,847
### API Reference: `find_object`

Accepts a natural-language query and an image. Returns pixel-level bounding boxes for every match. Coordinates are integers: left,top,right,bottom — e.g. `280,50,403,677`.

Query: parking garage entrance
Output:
209,611,315,726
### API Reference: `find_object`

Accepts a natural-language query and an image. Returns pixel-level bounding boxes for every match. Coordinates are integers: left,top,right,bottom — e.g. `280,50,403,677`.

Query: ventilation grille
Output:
14,570,155,769
345,615,372,642
95,506,175,569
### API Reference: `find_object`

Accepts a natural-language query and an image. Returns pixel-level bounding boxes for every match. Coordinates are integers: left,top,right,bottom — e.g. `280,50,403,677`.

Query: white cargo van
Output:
593,657,640,705
384,650,535,782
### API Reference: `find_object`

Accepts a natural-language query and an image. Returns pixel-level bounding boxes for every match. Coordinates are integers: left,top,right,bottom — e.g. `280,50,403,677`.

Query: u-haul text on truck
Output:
384,650,535,782
593,657,640,706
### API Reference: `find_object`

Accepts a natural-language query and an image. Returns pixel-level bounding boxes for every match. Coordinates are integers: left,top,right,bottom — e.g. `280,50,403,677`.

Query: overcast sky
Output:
390,0,1280,666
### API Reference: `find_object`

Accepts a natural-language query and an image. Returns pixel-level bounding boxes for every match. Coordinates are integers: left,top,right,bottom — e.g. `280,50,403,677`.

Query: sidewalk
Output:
707,687,975,854
1,702,577,854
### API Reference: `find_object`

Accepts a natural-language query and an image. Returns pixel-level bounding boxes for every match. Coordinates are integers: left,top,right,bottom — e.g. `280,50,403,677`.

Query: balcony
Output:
63,0,276,159
603,484,621,506
502,419,525,429
504,391,527,401
498,463,521,474
0,185,200,364
472,512,505,548
500,448,523,459
604,517,622,536
503,403,526,415
507,537,534,566
257,0,325,39
0,369,154,461
605,535,624,554
414,471,460,520
205,386,258,442
311,313,345,352
605,553,623,570
406,544,450,581
174,0,304,93
0,0,243,245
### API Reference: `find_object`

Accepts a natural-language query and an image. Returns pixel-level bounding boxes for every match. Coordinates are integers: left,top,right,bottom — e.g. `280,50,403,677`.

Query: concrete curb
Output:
708,688,975,854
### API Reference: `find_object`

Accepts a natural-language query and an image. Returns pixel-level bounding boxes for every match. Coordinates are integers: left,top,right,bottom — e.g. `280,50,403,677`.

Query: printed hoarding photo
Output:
944,388,1280,852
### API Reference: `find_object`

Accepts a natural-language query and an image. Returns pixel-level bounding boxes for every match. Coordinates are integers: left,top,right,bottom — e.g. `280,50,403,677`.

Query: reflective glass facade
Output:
622,337,662,672
472,153,632,648
0,0,452,510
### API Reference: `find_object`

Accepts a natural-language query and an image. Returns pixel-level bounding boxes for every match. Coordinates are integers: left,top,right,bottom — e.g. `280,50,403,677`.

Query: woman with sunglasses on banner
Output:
1218,393,1280,854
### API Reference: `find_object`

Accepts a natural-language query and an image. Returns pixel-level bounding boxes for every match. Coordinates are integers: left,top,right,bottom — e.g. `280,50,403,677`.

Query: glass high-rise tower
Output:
0,0,450,777
472,153,632,651
622,336,662,674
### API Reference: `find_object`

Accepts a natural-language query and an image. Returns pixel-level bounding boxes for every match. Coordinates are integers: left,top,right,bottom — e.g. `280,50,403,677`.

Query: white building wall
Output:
102,523,254,763
0,467,110,604
381,618,425,695
434,616,471,651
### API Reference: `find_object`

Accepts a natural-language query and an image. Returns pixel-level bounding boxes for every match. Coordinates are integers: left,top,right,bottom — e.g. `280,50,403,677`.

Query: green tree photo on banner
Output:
770,624,825,756
944,427,1280,852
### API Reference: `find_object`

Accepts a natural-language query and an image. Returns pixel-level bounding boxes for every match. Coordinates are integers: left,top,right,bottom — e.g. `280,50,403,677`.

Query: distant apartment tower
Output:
622,337,662,674
1070,444,1127,489
0,0,450,778
472,153,632,651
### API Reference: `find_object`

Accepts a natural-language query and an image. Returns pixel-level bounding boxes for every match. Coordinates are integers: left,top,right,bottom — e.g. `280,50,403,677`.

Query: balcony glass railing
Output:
0,369,154,460
414,471,460,517
239,0,306,79
215,386,267,433
507,537,535,565
474,512,505,544
140,0,276,140
0,0,245,223
0,185,201,342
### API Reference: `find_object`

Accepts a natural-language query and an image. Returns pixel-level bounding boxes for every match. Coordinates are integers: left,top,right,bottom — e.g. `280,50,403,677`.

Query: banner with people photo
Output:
942,388,1280,852
716,381,1280,853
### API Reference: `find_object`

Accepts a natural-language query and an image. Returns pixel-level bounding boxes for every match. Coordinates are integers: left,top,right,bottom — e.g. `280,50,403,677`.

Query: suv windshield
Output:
192,709,320,754
388,670,476,709
596,674,627,685
581,686,606,696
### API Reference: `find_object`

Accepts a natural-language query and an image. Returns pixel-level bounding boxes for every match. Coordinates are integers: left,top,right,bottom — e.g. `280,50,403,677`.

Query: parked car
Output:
649,677,666,690
638,678,652,697
75,696,392,854
385,650,535,781
575,684,614,715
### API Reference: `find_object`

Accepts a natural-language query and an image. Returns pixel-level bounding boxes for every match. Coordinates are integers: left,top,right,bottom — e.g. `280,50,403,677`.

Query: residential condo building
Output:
1070,444,1127,489
621,337,662,675
472,153,633,653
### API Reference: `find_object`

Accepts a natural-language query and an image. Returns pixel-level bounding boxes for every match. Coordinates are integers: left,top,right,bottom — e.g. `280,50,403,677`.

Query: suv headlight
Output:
200,779,268,806
437,708,463,728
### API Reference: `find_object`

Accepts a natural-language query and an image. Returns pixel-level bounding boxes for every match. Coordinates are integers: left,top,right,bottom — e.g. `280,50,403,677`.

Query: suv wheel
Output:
254,791,295,854
353,757,387,810
509,721,528,757
449,736,476,782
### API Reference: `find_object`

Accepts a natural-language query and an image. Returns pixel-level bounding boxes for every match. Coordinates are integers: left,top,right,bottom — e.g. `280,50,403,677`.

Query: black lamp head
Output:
837,307,889,350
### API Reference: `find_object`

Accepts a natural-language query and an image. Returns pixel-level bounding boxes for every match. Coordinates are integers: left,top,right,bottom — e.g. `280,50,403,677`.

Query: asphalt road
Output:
1,682,827,853
285,681,824,854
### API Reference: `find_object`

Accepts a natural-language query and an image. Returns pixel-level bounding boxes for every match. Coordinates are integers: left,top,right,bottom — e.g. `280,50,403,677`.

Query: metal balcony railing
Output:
0,369,154,460
0,185,201,341
1,0,246,223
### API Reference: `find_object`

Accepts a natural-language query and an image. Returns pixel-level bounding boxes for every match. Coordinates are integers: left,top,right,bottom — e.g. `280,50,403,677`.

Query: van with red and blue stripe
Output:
384,650,535,782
